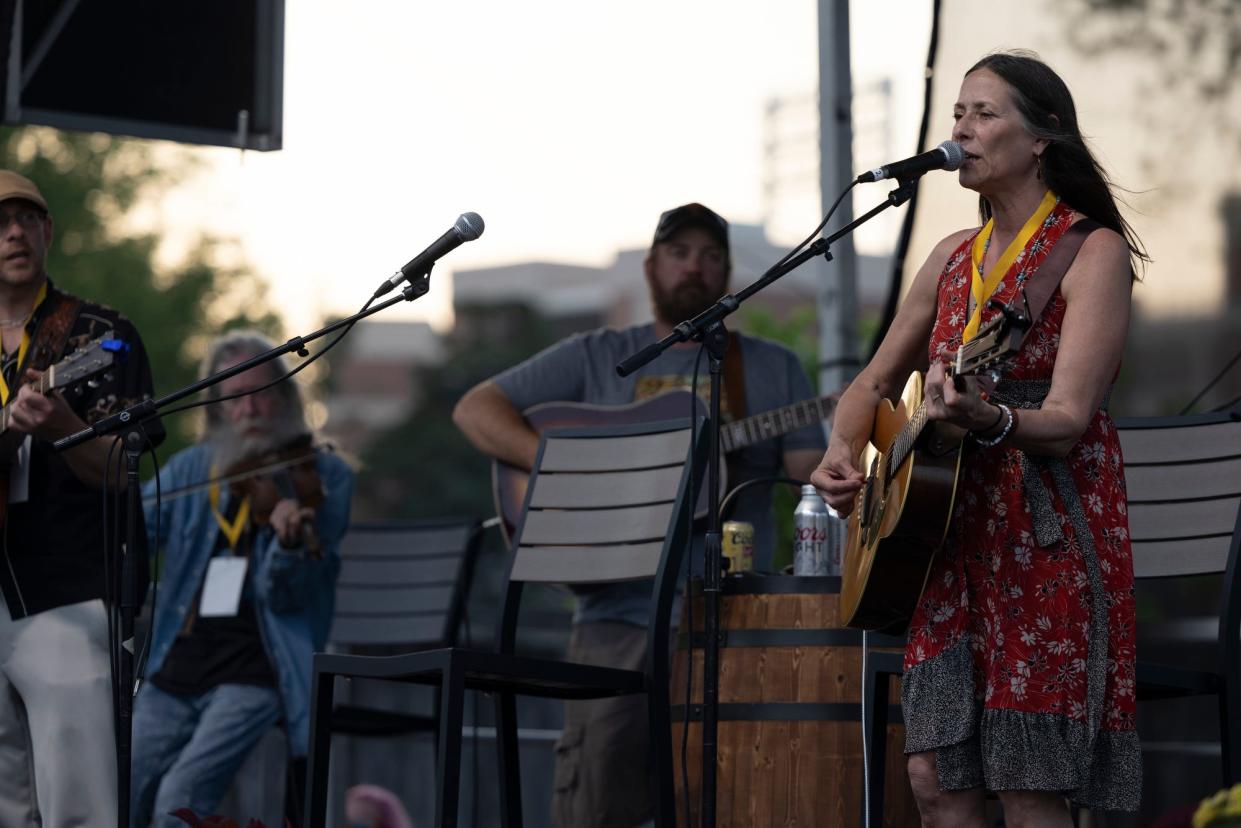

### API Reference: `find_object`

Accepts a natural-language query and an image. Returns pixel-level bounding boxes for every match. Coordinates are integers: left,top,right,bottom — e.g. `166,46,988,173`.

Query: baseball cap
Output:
651,203,729,253
0,170,48,212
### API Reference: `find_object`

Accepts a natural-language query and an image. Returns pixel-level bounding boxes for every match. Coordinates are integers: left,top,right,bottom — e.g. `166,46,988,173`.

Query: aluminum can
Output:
793,485,841,576
722,521,755,573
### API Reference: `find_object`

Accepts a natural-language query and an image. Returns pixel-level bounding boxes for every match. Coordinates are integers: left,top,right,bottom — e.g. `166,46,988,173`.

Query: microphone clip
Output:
887,178,918,208
399,264,434,301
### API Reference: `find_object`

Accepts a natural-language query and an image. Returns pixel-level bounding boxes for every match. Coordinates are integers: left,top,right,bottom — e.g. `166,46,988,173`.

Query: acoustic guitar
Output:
0,332,128,522
840,311,1023,633
0,332,127,448
492,388,838,544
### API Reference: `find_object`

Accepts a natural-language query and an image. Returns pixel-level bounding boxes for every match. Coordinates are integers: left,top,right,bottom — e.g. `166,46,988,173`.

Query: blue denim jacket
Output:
141,442,353,757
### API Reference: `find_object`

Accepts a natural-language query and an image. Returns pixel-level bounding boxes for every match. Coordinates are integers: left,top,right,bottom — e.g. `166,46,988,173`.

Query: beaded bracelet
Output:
973,403,1014,447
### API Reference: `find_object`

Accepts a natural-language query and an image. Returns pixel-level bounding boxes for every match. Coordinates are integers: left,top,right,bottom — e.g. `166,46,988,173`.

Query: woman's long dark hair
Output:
969,50,1149,278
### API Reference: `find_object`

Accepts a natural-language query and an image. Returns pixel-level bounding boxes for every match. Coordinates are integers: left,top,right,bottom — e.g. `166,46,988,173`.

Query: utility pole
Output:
817,0,861,394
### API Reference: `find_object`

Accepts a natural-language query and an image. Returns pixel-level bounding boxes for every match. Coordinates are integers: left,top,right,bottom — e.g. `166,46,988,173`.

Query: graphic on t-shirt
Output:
633,374,737,422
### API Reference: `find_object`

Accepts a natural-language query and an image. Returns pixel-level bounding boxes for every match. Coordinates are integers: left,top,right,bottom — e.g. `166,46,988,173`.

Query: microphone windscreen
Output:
455,212,485,241
938,140,965,171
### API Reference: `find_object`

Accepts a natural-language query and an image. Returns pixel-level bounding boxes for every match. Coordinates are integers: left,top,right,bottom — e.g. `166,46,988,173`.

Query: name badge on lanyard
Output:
200,557,249,618
202,469,252,617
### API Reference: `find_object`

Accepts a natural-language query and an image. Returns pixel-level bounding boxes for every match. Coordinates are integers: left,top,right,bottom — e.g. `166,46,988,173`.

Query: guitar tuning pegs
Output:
103,372,114,383
87,379,101,389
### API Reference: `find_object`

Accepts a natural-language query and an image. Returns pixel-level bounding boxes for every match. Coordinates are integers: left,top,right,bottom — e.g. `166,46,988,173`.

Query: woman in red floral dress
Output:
813,51,1147,826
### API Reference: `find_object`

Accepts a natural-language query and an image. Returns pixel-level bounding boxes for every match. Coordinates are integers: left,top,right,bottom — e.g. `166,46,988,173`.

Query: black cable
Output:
869,0,943,359
718,476,807,532
155,294,376,422
133,422,161,683
1211,394,1241,415
680,344,705,828
1178,342,1241,415
784,180,857,274
102,432,122,733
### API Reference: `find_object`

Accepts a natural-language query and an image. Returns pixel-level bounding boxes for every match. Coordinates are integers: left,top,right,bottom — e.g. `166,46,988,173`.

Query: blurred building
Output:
321,319,444,456
452,222,894,336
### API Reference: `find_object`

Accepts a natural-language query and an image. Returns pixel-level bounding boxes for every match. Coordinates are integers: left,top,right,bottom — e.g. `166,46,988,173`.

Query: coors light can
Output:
793,484,839,576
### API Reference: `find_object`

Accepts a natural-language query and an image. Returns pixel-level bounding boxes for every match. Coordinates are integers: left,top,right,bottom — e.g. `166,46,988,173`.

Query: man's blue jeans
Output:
130,682,283,828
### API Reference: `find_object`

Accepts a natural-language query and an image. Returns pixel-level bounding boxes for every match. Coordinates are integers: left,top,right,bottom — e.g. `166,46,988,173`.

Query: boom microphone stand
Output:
616,179,916,827
54,267,440,828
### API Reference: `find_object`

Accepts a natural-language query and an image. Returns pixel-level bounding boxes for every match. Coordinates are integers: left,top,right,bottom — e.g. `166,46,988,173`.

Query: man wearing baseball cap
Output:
0,169,162,825
454,203,824,826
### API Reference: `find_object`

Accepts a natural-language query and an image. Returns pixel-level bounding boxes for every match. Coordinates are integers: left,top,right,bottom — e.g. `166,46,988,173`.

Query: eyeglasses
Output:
0,210,46,231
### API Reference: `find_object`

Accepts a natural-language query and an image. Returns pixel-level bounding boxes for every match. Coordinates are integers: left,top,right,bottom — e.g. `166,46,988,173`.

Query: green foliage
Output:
1,127,280,460
738,303,819,393
735,304,822,570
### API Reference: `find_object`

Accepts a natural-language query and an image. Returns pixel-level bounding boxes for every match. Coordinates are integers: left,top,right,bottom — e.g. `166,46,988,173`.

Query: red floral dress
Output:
901,200,1140,811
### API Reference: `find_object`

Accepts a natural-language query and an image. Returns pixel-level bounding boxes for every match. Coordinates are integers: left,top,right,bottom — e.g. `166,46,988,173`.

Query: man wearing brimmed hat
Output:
0,169,162,825
454,203,825,827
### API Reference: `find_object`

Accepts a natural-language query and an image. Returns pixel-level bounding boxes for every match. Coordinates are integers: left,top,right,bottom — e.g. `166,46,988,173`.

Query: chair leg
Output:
285,755,308,828
436,661,466,828
495,690,523,828
864,658,892,828
648,691,675,828
1221,687,1240,786
304,667,337,828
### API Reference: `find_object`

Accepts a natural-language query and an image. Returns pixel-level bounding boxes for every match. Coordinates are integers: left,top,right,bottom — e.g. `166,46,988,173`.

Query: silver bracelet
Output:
973,403,1014,447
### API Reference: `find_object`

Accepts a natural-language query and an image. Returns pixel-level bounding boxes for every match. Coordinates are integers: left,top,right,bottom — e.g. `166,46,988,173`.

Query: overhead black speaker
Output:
3,0,283,151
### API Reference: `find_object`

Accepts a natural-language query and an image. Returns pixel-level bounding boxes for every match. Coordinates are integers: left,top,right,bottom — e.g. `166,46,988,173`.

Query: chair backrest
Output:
329,519,484,650
496,417,707,661
1117,409,1241,581
1118,407,1241,676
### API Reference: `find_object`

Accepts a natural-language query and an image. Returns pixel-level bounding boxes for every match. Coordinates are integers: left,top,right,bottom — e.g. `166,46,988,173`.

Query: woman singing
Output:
813,51,1146,826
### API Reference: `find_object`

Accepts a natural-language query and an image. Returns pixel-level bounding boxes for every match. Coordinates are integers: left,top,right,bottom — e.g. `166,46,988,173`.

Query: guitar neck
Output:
0,370,56,435
885,400,930,480
719,394,835,453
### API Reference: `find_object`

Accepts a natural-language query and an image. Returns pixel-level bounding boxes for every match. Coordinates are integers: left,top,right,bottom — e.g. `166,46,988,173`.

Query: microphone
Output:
373,212,485,298
856,141,965,184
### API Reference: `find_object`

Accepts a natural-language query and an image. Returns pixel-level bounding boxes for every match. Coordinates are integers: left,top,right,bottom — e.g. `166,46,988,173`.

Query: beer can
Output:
793,485,842,576
722,521,755,573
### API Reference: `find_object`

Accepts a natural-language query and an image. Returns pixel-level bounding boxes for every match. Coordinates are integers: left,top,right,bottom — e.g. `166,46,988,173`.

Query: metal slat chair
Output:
304,418,707,827
861,405,1241,823
222,520,485,827
1118,407,1241,785
326,520,485,737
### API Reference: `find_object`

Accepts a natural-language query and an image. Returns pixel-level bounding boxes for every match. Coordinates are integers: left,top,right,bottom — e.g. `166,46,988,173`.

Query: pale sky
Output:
159,1,1230,335
159,0,932,335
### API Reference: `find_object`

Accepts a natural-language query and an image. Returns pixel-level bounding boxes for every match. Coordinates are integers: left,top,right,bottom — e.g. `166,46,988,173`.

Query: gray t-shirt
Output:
494,323,825,626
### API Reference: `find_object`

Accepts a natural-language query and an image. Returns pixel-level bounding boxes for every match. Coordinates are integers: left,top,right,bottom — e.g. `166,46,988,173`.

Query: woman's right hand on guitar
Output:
810,441,865,517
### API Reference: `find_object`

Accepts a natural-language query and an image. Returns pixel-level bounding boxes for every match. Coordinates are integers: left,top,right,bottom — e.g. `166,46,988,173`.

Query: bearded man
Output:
131,331,353,828
453,203,825,828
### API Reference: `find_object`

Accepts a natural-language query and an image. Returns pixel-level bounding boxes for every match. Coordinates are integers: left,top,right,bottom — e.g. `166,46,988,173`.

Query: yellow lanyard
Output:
208,466,251,553
963,190,1058,342
0,281,49,405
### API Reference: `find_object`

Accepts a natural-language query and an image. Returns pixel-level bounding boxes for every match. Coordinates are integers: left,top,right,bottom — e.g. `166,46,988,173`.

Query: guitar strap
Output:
23,289,85,374
0,288,84,516
722,332,748,421
971,218,1101,401
1014,218,1102,345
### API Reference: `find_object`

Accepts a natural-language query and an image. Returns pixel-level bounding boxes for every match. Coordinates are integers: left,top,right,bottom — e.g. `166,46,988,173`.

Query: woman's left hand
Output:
923,361,1002,433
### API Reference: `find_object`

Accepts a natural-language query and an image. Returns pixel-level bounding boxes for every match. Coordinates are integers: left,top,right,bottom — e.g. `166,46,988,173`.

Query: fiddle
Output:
223,433,326,558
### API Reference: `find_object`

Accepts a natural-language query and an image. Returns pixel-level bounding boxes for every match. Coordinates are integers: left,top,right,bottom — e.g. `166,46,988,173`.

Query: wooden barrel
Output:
670,577,918,827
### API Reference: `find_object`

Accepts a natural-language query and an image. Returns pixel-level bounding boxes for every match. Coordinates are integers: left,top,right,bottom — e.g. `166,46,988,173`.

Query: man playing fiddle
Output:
131,330,353,828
